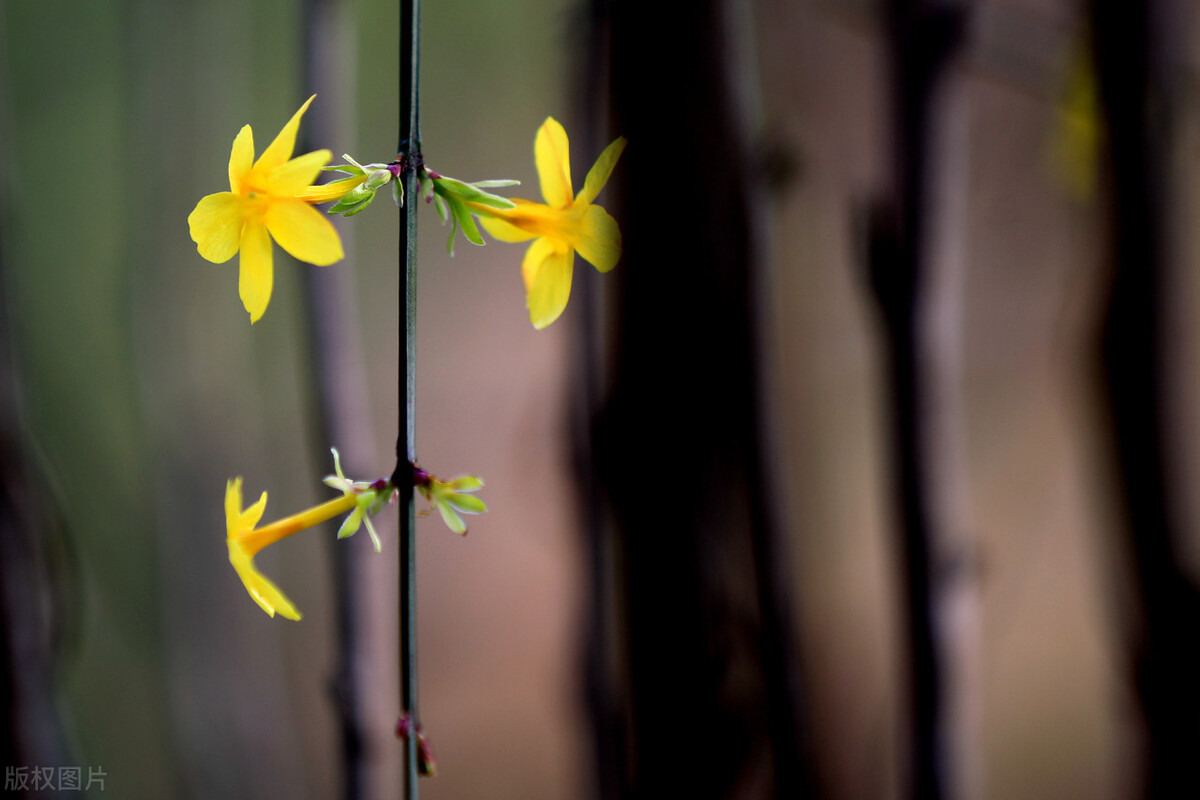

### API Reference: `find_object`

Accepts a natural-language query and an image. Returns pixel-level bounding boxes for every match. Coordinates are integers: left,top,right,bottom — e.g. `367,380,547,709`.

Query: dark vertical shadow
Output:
0,197,73,785
571,2,628,798
298,1,375,797
865,1,966,798
1089,2,1200,795
588,2,814,796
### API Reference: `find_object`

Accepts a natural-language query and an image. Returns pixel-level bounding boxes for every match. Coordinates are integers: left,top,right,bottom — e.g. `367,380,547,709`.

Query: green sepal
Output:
444,204,458,254
435,500,467,535
341,195,375,217
450,197,485,246
434,176,516,210
337,507,364,539
392,179,405,208
434,193,449,222
448,494,487,514
329,184,376,216
365,168,393,191
362,514,382,552
448,476,484,492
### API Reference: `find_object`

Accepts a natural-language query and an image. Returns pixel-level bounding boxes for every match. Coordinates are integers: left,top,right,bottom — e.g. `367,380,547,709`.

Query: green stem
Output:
397,0,421,796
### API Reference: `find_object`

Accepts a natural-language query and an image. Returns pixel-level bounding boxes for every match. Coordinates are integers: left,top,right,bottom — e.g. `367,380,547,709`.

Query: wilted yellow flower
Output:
471,117,626,329
188,96,344,323
225,477,357,620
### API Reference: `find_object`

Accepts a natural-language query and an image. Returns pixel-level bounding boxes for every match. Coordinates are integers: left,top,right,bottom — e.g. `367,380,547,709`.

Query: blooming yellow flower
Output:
471,117,626,329
226,477,357,620
188,96,344,323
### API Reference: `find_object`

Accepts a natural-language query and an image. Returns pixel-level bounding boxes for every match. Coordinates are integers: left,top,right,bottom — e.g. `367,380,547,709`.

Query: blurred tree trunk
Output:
1090,1,1200,795
585,1,813,797
0,203,72,784
867,1,973,798
299,2,402,798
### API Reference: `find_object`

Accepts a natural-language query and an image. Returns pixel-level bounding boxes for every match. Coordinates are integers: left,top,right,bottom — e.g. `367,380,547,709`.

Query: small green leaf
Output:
447,476,484,492
338,507,364,539
447,494,487,514
464,192,517,210
435,500,467,535
434,176,516,210
434,193,449,222
450,198,485,246
445,211,459,255
329,185,376,216
363,509,382,552
392,179,405,208
365,168,393,191
471,179,521,188
322,164,365,175
329,184,371,209
342,196,376,217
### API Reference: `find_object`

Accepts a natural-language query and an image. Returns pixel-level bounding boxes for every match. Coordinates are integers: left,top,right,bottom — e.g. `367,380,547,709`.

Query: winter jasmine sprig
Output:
187,95,344,323
467,117,627,330
297,154,403,216
420,171,519,254
226,478,356,621
412,464,487,535
323,447,395,551
224,451,487,620
302,152,521,255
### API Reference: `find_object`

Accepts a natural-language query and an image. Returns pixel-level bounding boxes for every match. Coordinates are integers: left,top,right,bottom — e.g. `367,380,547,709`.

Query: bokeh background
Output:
2,0,1194,797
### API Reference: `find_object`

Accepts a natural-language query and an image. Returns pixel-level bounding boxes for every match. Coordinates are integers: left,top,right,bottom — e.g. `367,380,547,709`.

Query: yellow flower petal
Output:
228,539,302,621
266,199,344,266
239,221,273,324
535,117,573,209
254,95,316,175
268,149,333,197
573,204,621,273
224,477,359,620
243,491,268,533
522,238,573,329
477,210,538,243
576,137,627,206
521,236,554,292
225,478,245,531
229,125,254,194
188,192,244,264
295,174,369,204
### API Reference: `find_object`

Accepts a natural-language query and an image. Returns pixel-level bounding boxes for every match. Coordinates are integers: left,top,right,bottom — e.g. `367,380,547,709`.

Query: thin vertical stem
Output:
396,0,421,796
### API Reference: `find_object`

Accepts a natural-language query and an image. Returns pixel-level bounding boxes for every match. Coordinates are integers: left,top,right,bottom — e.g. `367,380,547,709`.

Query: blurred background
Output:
2,0,1196,797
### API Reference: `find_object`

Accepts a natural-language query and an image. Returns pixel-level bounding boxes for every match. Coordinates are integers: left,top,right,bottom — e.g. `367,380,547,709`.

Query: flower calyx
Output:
323,447,395,552
412,462,487,535
420,169,520,255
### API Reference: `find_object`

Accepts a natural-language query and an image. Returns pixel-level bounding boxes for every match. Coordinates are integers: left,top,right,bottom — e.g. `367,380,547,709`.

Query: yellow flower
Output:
471,117,626,329
225,477,357,620
295,173,369,204
188,96,344,323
